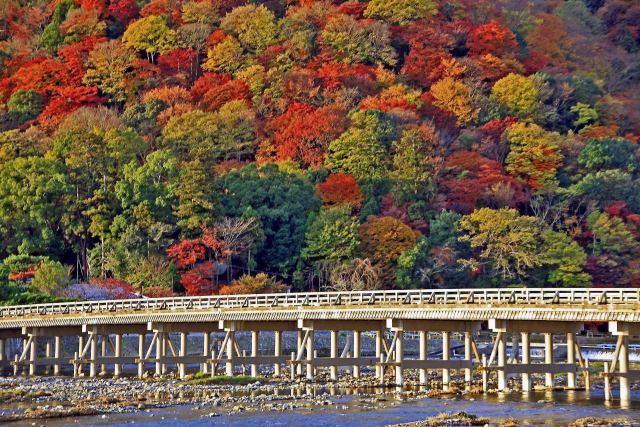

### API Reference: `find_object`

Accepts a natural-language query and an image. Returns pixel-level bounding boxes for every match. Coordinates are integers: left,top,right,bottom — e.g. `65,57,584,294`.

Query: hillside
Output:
0,0,639,302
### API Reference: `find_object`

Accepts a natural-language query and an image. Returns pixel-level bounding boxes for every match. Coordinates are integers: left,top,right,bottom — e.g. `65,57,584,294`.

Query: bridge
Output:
0,288,638,403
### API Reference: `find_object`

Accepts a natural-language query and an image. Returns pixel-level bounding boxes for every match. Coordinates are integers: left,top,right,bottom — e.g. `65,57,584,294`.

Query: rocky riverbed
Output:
0,369,638,425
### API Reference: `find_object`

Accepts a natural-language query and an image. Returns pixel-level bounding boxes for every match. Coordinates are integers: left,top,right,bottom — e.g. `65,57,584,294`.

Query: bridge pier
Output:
608,321,639,403
545,333,554,388
489,320,583,392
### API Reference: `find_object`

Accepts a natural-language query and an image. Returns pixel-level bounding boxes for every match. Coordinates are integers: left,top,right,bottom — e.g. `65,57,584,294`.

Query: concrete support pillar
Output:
202,333,210,374
442,332,450,386
306,331,314,381
619,335,630,403
375,330,383,383
155,333,162,376
45,338,51,374
161,333,167,375
274,331,281,376
497,332,506,391
544,333,554,388
394,330,403,386
138,334,145,378
330,331,338,381
250,331,259,377
53,336,61,375
78,336,84,376
296,331,303,376
353,331,360,378
419,331,428,385
114,334,122,377
566,332,576,389
225,331,235,376
100,335,107,375
29,336,37,376
464,331,472,383
521,332,531,392
89,334,97,378
179,332,188,379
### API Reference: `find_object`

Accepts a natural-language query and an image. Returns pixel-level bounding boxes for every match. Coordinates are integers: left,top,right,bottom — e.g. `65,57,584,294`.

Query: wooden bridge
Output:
0,288,638,403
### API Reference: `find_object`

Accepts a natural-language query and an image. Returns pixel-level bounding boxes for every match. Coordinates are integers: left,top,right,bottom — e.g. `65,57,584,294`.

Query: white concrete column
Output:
202,333,210,374
306,330,314,380
155,333,162,376
619,335,630,402
114,334,122,377
394,330,403,386
161,333,167,375
100,336,107,375
53,336,61,375
137,334,145,378
45,337,51,375
179,332,188,379
330,331,338,381
0,338,4,366
251,331,259,377
419,331,428,384
566,332,576,389
29,336,37,376
274,331,281,376
375,330,383,382
78,336,84,375
353,331,361,378
225,331,235,376
544,333,553,388
464,331,472,383
89,334,97,378
296,331,303,376
442,332,450,386
497,332,506,391
521,332,531,391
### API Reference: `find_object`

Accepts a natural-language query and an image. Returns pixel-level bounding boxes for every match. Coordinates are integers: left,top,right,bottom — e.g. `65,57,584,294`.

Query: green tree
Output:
219,164,320,277
326,110,396,181
175,159,217,233
539,229,591,287
7,90,44,122
391,126,439,205
301,206,359,266
586,211,637,258
396,210,468,289
0,157,69,256
40,0,76,51
122,15,177,62
31,260,69,296
578,137,638,173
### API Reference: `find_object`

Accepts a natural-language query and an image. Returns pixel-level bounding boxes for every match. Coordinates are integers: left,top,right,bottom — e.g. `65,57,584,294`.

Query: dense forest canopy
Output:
0,0,639,303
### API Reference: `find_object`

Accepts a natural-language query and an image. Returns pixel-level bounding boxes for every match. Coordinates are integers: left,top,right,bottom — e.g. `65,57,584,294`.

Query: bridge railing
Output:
0,288,638,318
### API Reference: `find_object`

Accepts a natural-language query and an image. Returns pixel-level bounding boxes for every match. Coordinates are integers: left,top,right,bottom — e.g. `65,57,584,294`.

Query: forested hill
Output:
0,0,639,303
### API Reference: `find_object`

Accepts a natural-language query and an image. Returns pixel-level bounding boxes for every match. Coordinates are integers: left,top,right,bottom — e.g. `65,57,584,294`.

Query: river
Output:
8,387,640,426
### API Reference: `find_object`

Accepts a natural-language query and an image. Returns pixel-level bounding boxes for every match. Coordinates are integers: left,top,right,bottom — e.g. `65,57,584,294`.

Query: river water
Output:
10,387,640,426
